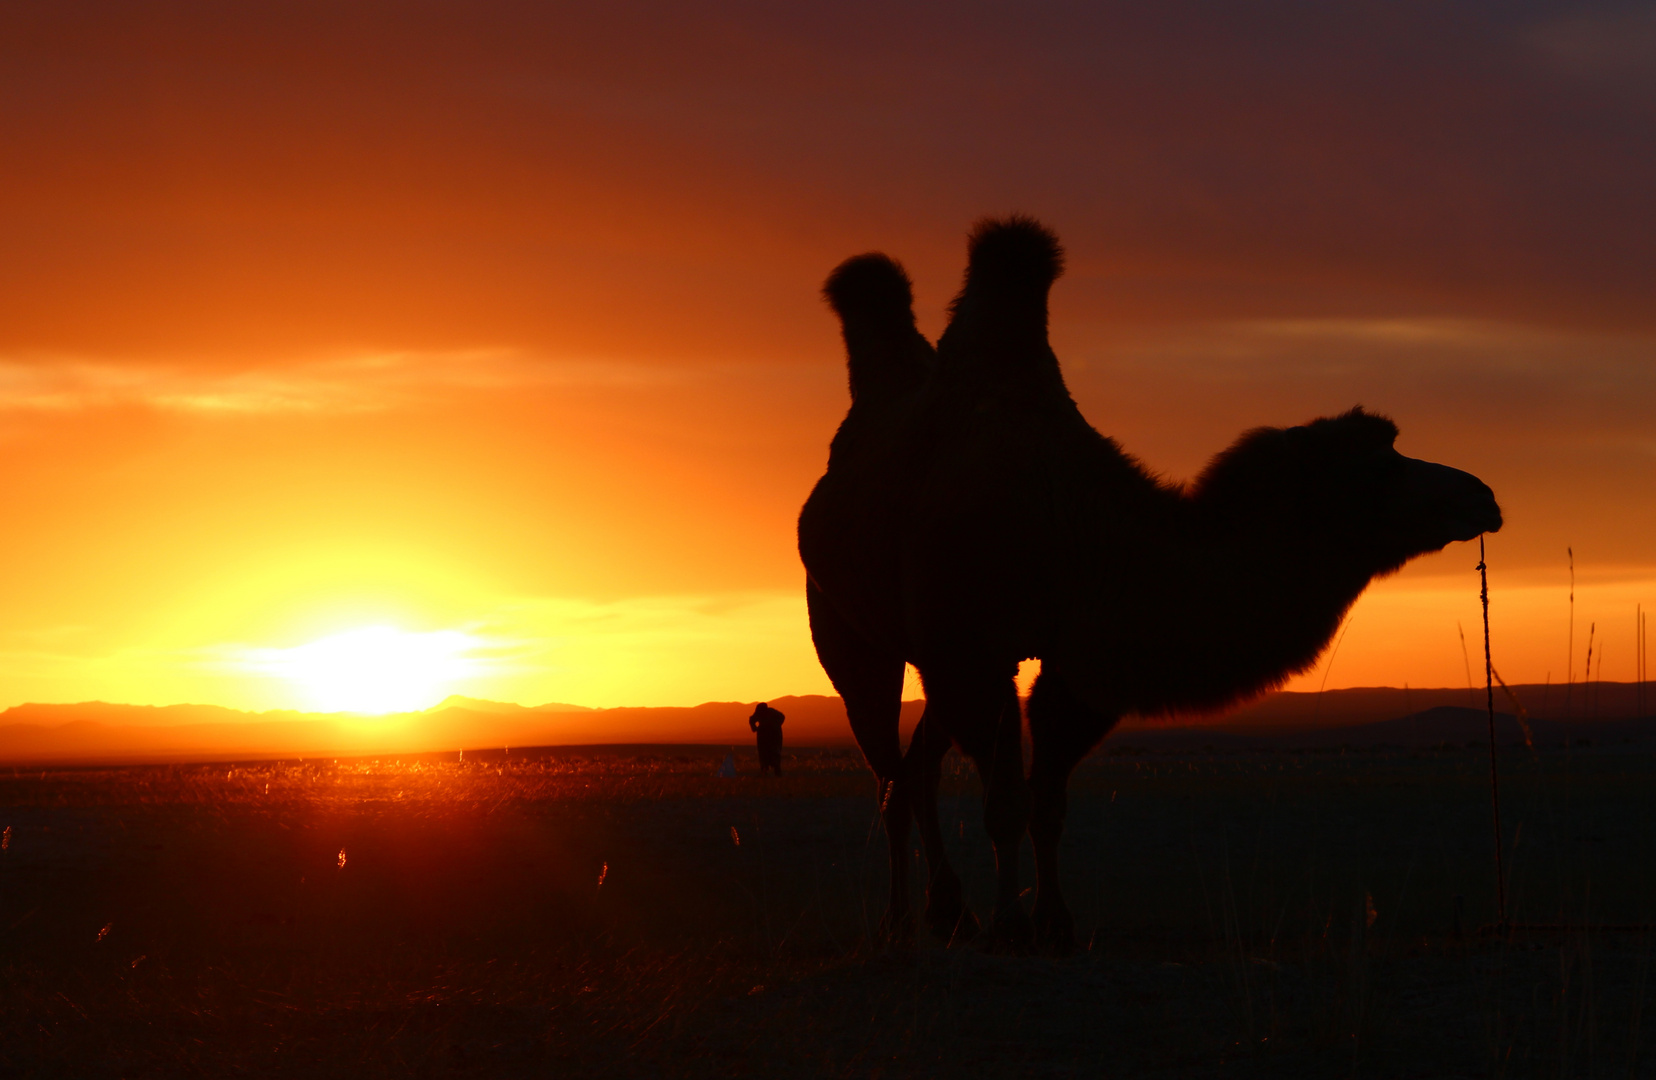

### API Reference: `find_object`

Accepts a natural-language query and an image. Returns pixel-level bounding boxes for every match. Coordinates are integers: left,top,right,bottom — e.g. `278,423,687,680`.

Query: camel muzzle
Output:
1406,459,1503,544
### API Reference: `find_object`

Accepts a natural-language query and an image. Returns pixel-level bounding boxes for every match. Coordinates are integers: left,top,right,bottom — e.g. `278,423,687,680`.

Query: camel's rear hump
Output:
956,216,1064,303
938,216,1072,403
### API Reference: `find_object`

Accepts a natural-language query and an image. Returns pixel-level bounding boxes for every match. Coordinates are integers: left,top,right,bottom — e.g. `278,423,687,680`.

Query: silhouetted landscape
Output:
5,720,1655,1077
7,4,1656,1076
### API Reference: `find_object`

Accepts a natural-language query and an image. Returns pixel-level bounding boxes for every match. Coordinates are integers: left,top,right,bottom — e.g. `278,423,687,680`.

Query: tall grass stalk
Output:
1480,535,1506,927
1585,623,1597,721
1566,547,1575,717
1637,605,1645,718
1490,664,1535,754
1311,614,1355,727
1598,643,1606,720
1459,621,1476,709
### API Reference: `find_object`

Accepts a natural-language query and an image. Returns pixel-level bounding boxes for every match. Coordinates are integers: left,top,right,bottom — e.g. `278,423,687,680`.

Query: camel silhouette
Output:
799,217,1503,952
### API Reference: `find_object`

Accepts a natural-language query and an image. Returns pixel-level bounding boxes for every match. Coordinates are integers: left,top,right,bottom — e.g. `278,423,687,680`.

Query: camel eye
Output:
1338,449,1403,498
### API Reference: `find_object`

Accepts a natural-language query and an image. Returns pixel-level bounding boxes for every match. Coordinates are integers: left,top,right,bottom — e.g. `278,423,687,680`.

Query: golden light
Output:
248,626,484,714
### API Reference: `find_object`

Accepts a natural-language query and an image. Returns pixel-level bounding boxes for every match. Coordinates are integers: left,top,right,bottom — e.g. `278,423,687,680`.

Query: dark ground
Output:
2,738,1654,1078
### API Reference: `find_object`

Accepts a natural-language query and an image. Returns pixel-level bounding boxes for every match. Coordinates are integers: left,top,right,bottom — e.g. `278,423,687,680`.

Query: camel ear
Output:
1306,408,1402,455
1347,407,1400,447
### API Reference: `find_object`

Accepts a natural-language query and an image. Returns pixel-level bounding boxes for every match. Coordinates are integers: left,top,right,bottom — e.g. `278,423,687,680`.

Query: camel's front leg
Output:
904,710,978,943
806,580,912,941
1027,667,1121,955
929,667,1030,950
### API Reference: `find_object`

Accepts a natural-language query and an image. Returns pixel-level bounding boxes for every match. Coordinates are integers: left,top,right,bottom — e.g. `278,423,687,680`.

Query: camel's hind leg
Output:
925,665,1030,950
806,580,911,941
1026,666,1121,955
903,709,979,943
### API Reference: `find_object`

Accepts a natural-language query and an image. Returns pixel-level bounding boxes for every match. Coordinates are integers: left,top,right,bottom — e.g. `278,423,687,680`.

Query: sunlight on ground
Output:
244,626,485,714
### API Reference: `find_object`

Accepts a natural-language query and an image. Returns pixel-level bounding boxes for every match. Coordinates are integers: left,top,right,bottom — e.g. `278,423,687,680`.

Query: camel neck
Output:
1123,513,1374,715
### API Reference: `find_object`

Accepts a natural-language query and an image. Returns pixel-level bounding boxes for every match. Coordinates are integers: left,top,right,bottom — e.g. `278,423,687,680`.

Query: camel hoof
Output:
877,909,915,947
1034,906,1076,956
923,878,971,942
923,900,958,939
980,907,1034,954
943,907,981,947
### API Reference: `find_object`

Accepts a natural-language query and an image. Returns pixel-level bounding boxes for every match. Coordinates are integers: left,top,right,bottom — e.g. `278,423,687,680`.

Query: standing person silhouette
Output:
749,702,785,776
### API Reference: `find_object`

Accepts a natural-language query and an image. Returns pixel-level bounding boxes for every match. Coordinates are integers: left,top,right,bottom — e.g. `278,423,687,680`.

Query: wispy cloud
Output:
1527,6,1656,86
0,350,690,415
1054,314,1656,497
0,623,541,714
1101,316,1656,369
1074,316,1656,413
0,590,830,713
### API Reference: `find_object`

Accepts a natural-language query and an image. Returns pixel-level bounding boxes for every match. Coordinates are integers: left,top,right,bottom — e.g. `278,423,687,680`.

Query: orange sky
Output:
1,3,1652,714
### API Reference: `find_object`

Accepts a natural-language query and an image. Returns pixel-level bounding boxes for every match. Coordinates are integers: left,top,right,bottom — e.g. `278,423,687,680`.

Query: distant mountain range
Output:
0,694,911,765
0,683,1648,765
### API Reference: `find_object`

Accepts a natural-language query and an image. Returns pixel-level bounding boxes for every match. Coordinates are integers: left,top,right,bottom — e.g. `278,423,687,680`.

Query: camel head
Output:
1192,407,1503,578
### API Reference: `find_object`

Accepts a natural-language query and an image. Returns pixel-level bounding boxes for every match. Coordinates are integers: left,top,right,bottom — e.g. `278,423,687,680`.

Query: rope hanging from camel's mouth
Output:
1479,533,1507,928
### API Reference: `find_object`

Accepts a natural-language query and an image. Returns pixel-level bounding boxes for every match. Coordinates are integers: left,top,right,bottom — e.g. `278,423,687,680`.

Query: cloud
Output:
0,590,831,713
1040,314,1656,579
1069,317,1656,436
6,1,1656,362
1528,5,1656,87
1099,315,1654,367
445,592,831,709
0,351,689,415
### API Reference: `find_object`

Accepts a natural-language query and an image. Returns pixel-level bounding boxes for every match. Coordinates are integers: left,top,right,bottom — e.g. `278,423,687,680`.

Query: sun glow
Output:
249,626,485,714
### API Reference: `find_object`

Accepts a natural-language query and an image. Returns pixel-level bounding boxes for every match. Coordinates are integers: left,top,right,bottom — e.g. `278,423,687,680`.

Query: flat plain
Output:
3,736,1654,1078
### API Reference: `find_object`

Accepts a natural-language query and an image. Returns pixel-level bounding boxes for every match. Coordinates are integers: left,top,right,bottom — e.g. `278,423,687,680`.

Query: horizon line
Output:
5,681,1650,720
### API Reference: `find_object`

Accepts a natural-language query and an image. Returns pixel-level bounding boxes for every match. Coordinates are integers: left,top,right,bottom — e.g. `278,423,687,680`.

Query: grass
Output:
3,741,1655,1077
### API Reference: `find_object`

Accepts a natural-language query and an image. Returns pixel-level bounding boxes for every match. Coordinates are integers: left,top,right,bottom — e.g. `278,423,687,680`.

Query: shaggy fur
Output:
798,217,1502,953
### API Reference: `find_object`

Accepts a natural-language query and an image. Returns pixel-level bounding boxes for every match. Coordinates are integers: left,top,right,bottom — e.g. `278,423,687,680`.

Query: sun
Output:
260,626,483,714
